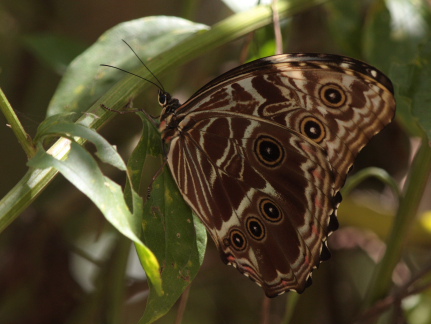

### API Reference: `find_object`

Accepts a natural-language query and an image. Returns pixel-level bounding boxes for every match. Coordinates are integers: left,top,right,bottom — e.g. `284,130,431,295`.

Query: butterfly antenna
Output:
99,64,161,90
121,39,165,91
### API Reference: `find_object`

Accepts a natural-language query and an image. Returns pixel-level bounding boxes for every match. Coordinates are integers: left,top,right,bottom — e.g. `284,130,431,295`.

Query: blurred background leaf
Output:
21,33,87,75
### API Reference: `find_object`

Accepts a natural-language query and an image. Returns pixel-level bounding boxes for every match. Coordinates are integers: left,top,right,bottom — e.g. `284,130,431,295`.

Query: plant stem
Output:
342,167,401,198
0,88,36,158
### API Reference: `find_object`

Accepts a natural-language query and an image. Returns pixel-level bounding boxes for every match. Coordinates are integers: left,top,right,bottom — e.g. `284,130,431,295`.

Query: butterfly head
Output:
158,89,183,142
157,89,171,107
158,90,181,115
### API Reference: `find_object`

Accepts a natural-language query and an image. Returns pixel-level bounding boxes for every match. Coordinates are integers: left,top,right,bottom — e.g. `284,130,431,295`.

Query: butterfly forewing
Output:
159,54,396,297
175,54,395,188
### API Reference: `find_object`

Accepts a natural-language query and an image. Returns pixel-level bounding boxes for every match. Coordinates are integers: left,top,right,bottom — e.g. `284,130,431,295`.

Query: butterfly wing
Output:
176,54,396,188
167,112,339,296
162,54,395,296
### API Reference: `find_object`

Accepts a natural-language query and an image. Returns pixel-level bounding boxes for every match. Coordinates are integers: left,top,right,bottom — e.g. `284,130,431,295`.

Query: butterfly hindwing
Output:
167,112,338,296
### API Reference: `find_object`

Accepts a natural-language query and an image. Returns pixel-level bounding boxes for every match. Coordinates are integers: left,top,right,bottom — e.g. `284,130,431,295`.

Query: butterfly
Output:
150,54,396,297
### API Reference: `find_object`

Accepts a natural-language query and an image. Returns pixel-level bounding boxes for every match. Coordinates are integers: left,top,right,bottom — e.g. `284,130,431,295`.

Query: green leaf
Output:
47,16,209,117
408,40,431,141
28,120,163,295
362,0,394,72
325,0,366,57
390,37,431,140
21,33,88,74
34,114,127,171
363,0,430,72
128,117,207,324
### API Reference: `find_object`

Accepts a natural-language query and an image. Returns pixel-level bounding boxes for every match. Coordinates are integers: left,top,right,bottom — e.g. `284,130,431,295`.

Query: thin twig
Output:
355,260,431,323
261,295,271,324
175,285,191,324
272,0,283,54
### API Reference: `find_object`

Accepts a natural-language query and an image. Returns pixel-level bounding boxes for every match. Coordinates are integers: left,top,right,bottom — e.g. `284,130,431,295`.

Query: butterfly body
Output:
158,54,395,297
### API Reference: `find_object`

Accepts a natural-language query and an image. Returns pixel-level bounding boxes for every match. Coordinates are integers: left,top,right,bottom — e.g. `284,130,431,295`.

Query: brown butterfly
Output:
155,54,396,297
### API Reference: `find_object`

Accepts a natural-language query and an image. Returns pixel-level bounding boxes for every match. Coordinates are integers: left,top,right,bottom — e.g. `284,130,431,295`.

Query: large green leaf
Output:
47,16,209,117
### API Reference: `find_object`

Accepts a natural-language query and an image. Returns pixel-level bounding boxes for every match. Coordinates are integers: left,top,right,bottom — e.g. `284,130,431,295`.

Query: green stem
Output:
342,167,401,198
281,293,299,324
0,88,36,158
105,234,131,324
0,138,72,232
364,137,431,307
